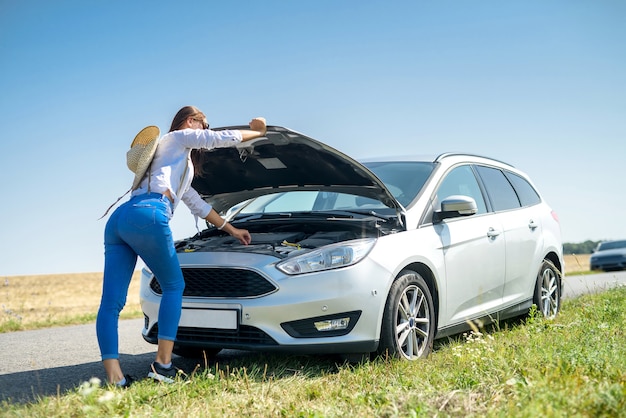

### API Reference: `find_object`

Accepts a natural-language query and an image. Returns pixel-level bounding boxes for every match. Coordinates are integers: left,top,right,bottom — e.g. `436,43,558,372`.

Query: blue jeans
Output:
96,193,185,360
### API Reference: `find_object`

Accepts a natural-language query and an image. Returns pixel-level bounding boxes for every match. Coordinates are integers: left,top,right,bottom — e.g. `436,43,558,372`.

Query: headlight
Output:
276,238,376,275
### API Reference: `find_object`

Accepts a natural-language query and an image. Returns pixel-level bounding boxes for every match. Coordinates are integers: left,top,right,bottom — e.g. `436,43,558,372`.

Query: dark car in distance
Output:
590,240,626,272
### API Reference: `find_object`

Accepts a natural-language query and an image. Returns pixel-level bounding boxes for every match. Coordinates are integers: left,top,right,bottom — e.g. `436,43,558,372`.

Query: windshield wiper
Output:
230,213,294,222
233,210,390,222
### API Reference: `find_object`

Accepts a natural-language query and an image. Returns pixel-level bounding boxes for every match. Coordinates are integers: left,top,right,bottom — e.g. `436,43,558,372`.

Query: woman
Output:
96,106,267,386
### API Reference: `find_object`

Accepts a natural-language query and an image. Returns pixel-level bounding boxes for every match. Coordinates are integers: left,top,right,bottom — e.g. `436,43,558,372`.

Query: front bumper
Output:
590,255,626,271
140,251,391,354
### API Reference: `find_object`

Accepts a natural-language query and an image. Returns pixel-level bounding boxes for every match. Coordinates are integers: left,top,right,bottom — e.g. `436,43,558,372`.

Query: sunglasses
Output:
192,117,209,129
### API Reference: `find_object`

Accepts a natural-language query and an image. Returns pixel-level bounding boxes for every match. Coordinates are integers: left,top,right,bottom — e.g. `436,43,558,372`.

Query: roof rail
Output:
434,152,514,168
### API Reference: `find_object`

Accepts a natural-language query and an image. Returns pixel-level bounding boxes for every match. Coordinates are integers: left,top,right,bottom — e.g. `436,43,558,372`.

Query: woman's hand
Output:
229,226,252,245
249,117,267,135
239,117,267,142
206,210,252,245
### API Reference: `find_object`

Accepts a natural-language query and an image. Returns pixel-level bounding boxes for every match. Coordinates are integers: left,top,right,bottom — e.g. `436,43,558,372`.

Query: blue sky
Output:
1,1,624,276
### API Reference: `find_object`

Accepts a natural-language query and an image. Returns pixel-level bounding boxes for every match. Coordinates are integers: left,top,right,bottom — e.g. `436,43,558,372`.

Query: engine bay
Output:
174,216,399,259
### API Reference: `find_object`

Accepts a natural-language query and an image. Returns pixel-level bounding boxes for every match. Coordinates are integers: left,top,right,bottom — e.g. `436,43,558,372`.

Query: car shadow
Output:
0,352,154,404
0,352,221,404
0,349,343,405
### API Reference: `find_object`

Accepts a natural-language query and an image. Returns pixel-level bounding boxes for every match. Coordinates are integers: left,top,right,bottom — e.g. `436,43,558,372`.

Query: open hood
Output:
191,126,401,213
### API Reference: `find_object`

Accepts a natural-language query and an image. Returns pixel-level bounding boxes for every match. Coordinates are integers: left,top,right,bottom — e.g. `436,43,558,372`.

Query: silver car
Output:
140,126,564,360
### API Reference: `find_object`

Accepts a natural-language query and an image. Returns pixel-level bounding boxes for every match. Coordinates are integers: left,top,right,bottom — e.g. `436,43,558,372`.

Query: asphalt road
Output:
1,271,625,404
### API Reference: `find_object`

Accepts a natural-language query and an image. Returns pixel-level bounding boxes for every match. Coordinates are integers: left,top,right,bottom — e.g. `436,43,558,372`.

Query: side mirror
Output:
433,195,478,223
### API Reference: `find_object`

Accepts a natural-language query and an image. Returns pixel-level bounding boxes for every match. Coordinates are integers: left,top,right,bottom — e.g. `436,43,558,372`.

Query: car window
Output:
436,165,487,214
504,171,541,207
597,240,626,251
238,191,388,214
475,166,521,211
258,191,318,212
234,161,436,215
331,193,386,210
363,161,435,207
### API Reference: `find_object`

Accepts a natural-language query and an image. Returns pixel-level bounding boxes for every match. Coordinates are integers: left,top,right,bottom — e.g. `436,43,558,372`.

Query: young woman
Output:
96,106,267,386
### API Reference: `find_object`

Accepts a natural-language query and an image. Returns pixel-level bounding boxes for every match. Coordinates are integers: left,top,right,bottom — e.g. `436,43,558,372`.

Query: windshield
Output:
229,161,435,216
235,191,389,215
363,161,435,208
597,240,626,251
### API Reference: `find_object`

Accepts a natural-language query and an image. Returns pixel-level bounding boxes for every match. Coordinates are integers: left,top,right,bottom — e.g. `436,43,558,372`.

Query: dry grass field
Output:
0,254,590,332
0,271,142,331
564,253,590,274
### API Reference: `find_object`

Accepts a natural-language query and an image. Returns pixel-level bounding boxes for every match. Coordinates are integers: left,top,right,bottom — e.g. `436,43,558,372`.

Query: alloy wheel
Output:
395,284,431,359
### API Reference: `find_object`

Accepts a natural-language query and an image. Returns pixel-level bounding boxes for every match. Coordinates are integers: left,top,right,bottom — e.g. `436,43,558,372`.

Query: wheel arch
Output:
543,251,563,275
402,262,440,330
543,250,564,296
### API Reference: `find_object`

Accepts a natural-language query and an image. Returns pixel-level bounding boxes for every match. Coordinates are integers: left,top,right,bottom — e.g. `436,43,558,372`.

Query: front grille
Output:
146,323,278,346
149,267,277,298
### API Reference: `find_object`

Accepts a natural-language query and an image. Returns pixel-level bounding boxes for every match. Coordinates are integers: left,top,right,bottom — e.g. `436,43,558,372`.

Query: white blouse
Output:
131,127,243,218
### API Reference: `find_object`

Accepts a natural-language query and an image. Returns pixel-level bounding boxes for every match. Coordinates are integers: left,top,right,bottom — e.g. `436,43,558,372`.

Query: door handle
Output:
487,227,500,238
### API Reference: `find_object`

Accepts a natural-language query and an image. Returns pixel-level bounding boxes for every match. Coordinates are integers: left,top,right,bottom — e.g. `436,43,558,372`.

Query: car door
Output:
433,165,506,325
475,166,543,305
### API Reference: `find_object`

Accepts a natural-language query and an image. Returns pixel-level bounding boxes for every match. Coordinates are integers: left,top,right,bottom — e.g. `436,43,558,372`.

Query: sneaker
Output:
118,374,135,388
109,374,135,389
148,362,179,383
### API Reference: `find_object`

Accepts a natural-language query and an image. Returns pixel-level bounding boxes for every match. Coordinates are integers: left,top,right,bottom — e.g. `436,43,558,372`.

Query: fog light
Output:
281,311,361,338
314,317,350,331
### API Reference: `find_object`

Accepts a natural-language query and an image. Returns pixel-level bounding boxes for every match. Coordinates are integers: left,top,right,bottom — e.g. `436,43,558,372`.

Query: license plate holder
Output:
180,308,238,330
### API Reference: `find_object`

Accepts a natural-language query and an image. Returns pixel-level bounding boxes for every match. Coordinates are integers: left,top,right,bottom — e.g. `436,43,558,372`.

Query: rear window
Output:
475,166,520,211
504,171,541,207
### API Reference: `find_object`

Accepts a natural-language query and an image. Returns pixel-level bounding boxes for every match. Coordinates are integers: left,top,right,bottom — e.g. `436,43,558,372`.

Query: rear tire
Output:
533,259,561,319
377,270,435,360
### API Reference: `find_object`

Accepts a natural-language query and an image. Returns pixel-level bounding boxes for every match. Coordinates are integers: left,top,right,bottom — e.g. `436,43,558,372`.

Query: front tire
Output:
533,259,561,319
377,270,435,360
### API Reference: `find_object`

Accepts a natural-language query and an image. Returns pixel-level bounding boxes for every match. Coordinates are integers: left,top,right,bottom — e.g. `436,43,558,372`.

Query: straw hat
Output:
126,126,160,190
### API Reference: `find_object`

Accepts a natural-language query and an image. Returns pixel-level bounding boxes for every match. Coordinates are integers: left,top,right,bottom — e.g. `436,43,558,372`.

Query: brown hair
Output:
169,105,206,132
191,149,209,178
170,106,211,177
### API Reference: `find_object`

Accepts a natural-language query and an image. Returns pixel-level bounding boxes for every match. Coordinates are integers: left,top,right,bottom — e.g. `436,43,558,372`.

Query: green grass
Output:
3,286,625,417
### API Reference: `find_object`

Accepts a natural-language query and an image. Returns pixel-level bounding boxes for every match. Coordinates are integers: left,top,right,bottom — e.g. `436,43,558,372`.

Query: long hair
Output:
170,106,211,177
169,105,205,132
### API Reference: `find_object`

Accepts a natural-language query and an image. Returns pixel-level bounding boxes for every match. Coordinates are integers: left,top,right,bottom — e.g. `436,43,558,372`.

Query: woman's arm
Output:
239,117,267,142
180,189,249,245
205,208,251,245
